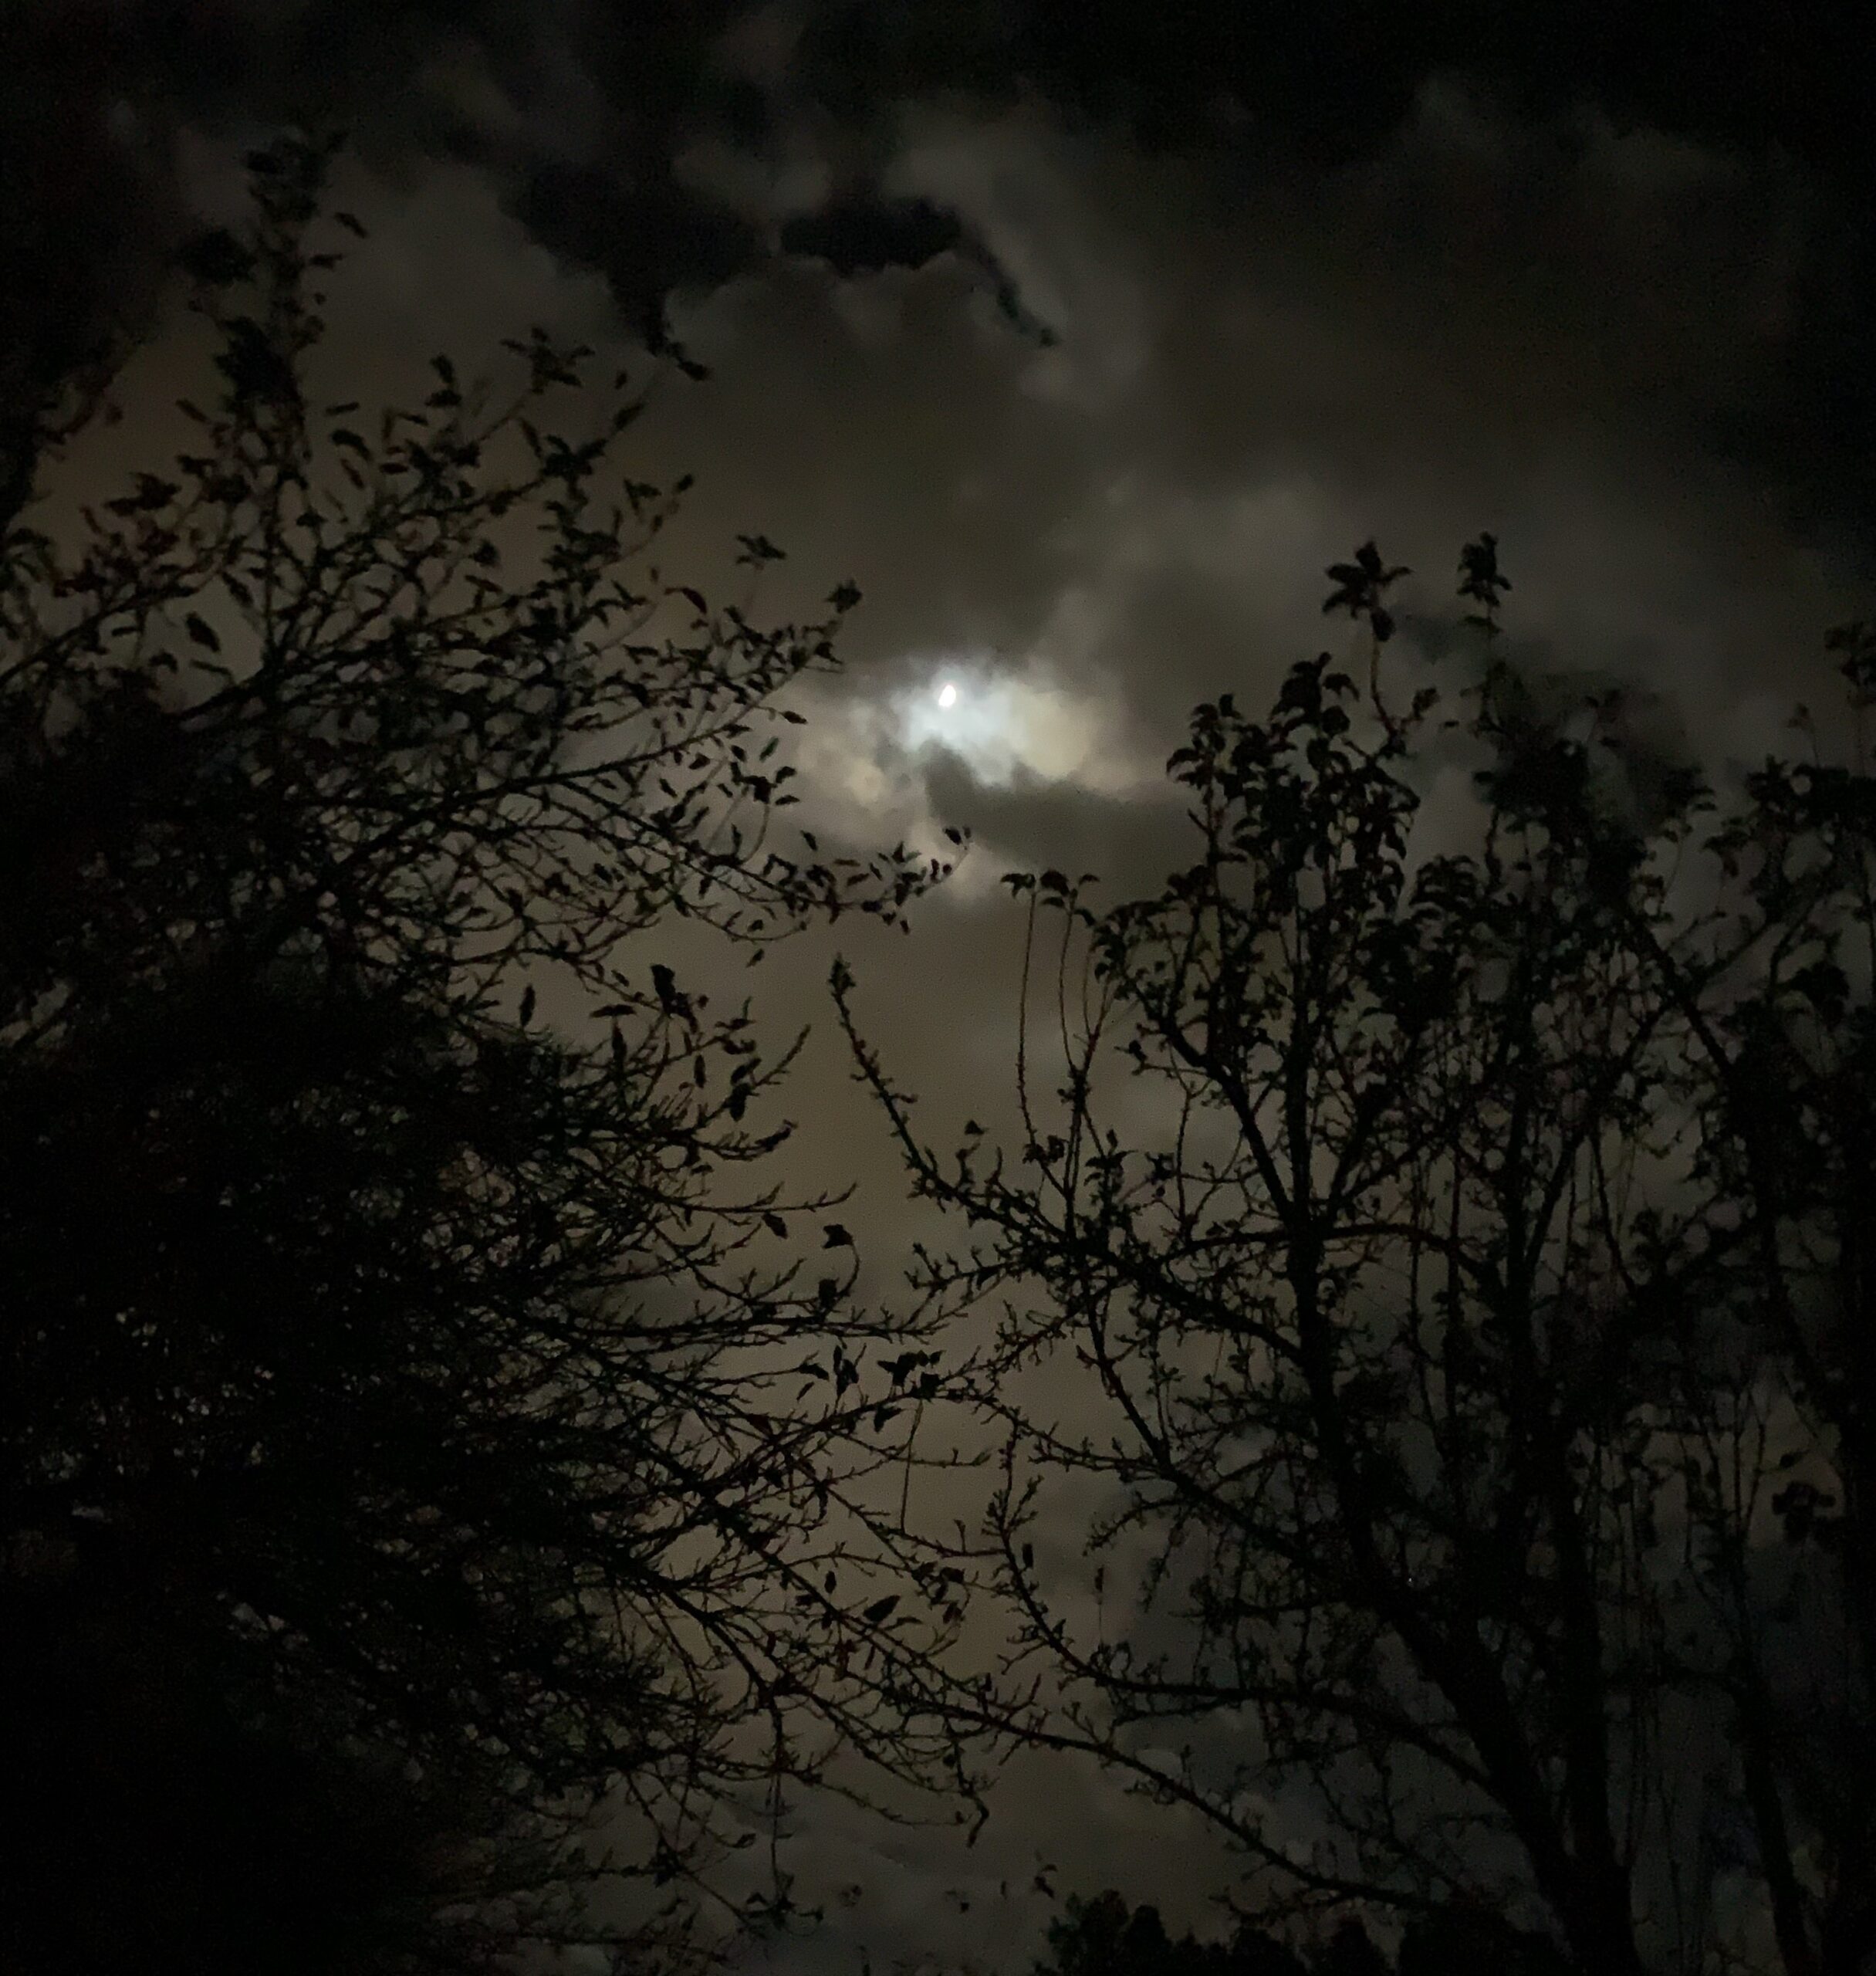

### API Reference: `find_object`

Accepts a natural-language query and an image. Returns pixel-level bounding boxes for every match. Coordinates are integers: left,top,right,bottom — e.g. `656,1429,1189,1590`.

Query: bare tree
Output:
841,537,1875,1975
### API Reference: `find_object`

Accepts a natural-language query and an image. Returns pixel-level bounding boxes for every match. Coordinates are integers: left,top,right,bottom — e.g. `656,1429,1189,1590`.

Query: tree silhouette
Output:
0,137,965,1971
10,1554,529,1975
1038,1891,1306,1976
841,540,1875,1976
1034,1887,1567,1976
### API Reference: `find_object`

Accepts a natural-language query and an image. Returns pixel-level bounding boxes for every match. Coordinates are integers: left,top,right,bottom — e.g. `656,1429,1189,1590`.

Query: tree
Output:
0,136,965,1971
1644,625,1876,1976
840,536,1875,1975
1037,1890,1306,1976
1034,1886,1566,1976
0,18,154,534
9,1554,528,1976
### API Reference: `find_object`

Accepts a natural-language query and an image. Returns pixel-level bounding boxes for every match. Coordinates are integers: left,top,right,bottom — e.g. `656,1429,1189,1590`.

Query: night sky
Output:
8,5,1875,1971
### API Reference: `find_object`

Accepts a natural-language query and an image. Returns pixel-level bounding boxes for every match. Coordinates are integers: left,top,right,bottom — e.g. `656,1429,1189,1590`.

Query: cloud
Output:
12,4,1871,543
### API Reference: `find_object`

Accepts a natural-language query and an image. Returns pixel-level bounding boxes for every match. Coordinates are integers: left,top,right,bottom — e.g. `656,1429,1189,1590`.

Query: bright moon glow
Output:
884,658,1131,793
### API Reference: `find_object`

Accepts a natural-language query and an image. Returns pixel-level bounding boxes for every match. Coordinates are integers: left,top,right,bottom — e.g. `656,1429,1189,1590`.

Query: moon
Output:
937,681,958,709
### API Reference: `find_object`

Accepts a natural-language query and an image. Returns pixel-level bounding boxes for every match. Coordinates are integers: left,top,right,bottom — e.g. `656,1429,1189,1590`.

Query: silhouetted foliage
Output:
1039,1892,1305,1976
1035,1888,1567,1976
843,541,1876,1976
9,1554,524,1975
0,137,965,1971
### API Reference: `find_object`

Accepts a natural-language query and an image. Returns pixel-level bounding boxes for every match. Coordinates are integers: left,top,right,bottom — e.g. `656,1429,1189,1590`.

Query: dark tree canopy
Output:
1039,1891,1307,1976
11,1558,529,1976
0,137,965,1971
1035,1886,1567,1976
845,540,1876,1976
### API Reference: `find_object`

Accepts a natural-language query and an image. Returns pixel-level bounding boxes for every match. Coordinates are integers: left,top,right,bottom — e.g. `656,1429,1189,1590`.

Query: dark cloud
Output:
782,1,1876,539
782,193,963,276
797,1,1874,187
9,3,1873,540
918,754,1188,895
0,2,1057,403
779,193,1055,343
513,159,759,349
